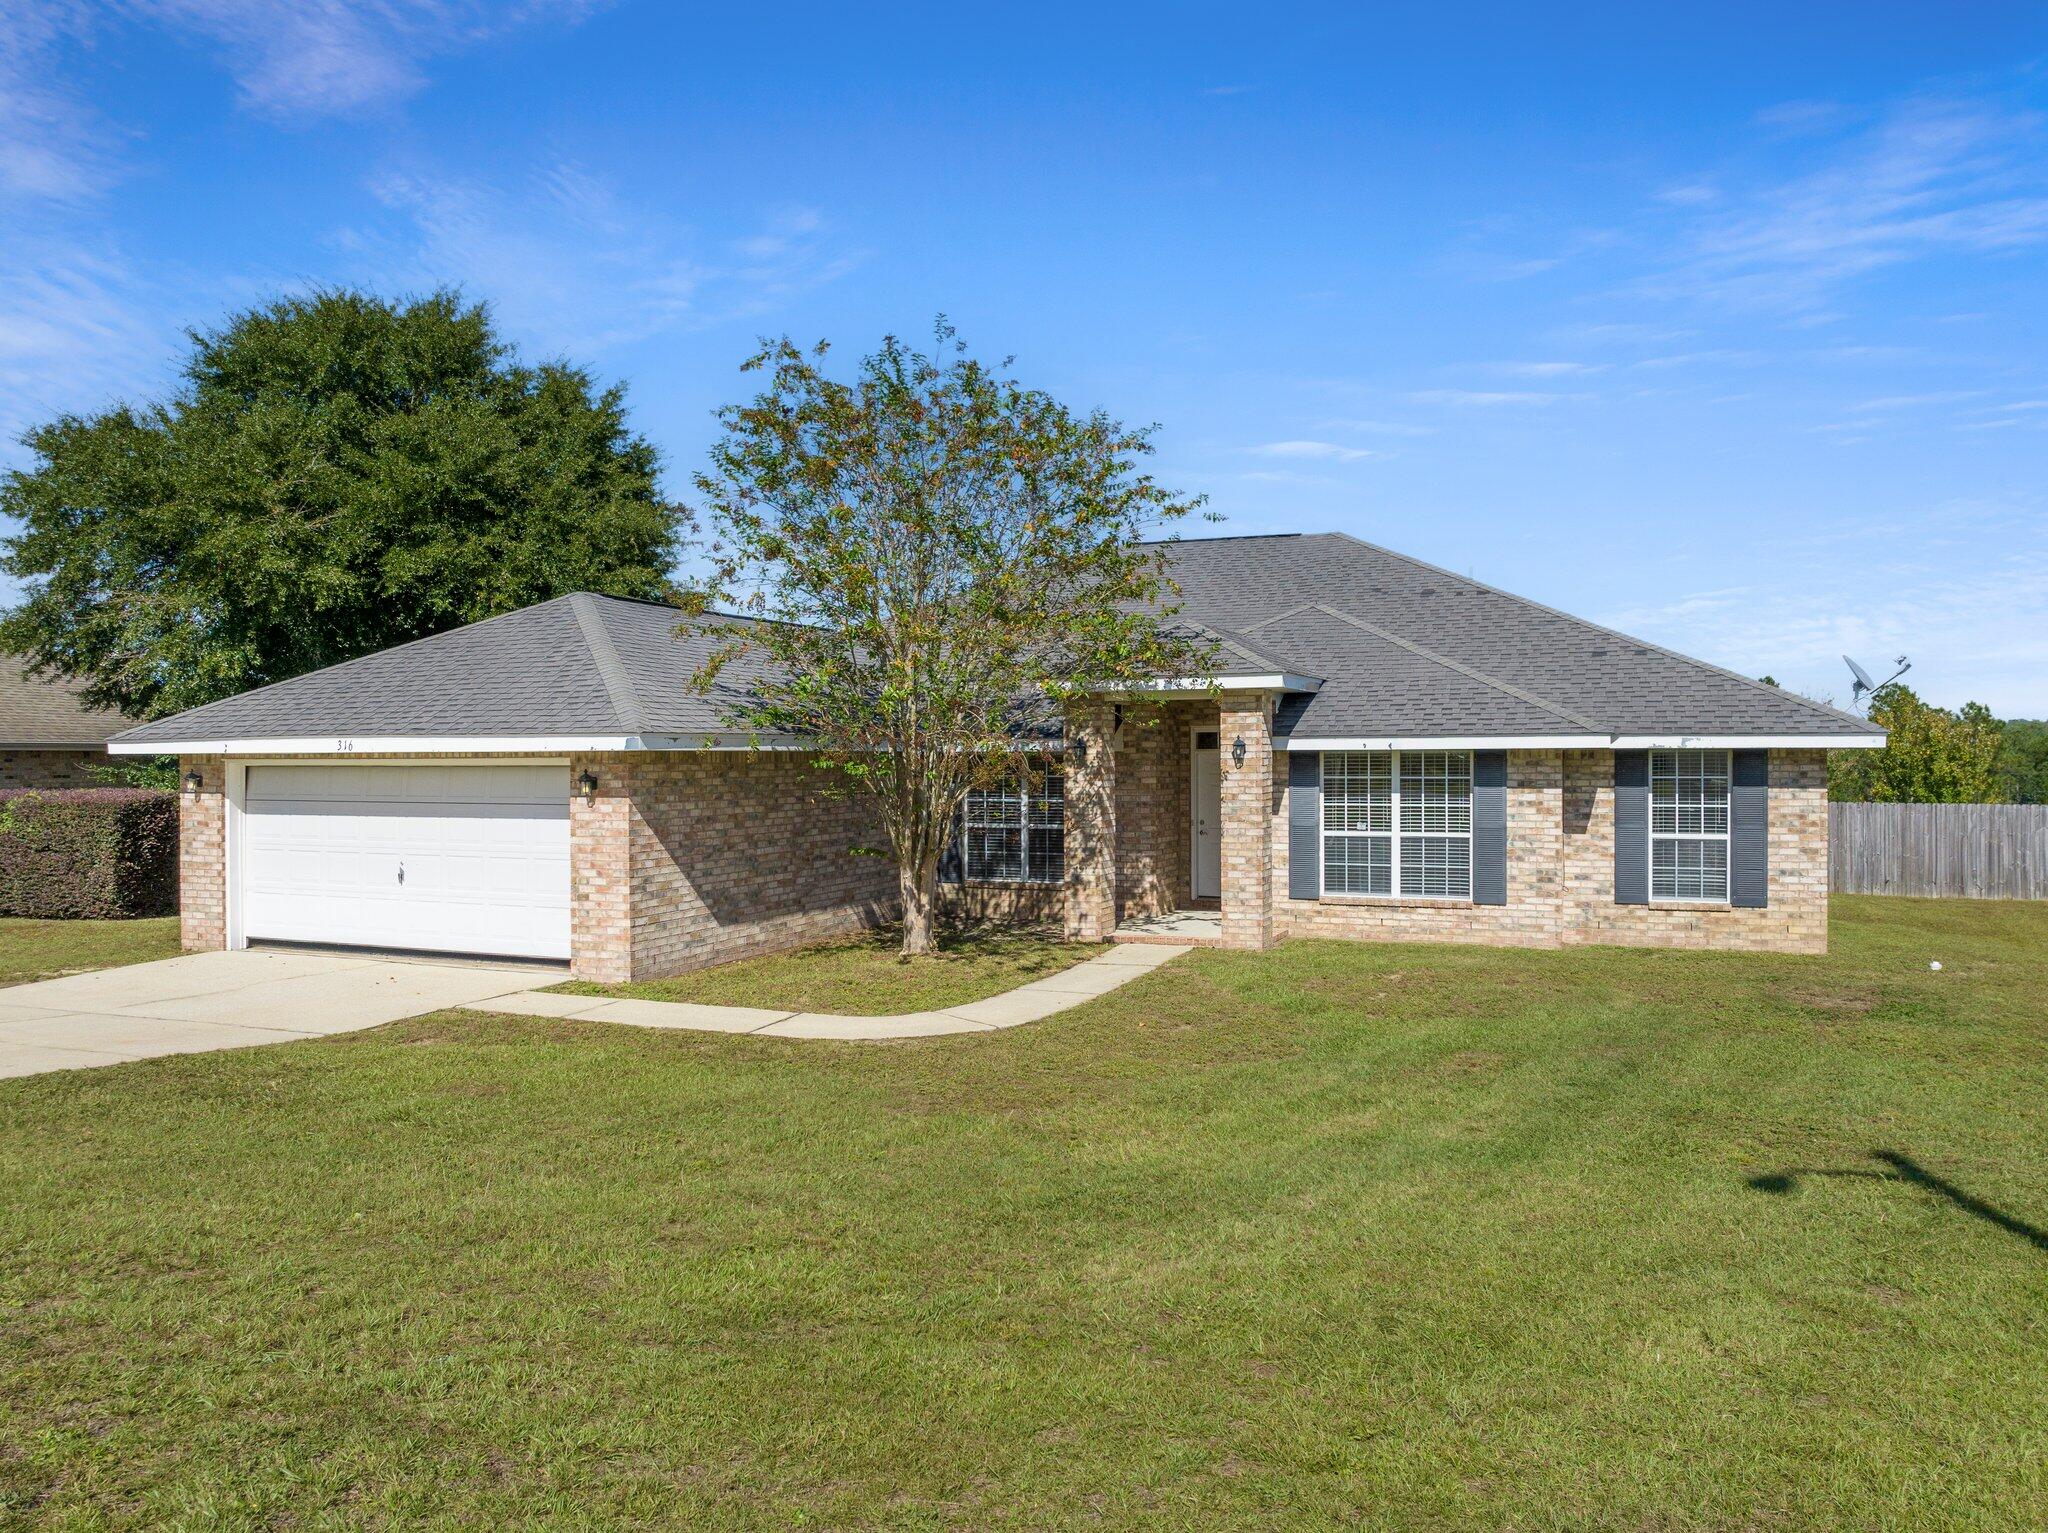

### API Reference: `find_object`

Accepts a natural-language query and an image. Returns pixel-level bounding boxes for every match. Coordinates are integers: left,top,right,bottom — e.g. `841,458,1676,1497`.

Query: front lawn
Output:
4,897,2046,1528
550,922,1104,1015
0,915,180,989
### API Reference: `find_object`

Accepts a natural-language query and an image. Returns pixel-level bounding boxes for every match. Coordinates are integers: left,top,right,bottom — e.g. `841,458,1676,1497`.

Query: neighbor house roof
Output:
1151,533,1878,745
0,657,126,748
112,534,1881,754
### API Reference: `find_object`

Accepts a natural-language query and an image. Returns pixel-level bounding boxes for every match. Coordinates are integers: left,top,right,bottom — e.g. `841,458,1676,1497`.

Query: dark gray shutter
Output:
1613,750,1649,905
1730,749,1769,908
1287,750,1321,900
1472,750,1507,905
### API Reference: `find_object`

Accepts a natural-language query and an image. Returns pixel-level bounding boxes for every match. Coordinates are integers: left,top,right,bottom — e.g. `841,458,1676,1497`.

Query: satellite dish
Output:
1845,654,1910,709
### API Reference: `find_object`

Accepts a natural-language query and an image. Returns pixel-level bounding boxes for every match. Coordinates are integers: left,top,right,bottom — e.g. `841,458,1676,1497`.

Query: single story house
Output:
1,657,127,788
110,533,1882,976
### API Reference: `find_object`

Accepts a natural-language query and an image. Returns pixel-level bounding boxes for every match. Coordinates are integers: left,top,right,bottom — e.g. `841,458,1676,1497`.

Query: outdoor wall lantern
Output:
578,770,599,801
1070,737,1087,765
183,768,203,795
1231,735,1247,768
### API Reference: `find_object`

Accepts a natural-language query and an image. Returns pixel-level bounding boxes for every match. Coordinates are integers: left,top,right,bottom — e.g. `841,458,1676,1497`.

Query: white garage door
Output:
241,763,571,961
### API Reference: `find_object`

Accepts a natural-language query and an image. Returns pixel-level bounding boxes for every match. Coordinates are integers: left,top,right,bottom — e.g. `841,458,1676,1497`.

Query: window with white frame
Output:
961,764,1065,884
1321,750,1472,898
1650,748,1729,901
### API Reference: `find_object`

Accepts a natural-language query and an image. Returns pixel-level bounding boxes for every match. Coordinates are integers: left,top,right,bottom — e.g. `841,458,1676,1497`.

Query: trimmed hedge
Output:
0,789,179,919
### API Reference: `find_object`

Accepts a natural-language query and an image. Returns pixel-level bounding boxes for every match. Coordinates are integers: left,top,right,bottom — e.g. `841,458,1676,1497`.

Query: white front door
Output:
240,762,571,961
1191,738,1222,899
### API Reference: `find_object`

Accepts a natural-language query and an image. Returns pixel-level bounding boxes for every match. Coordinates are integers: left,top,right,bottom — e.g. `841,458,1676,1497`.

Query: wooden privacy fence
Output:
1830,802,2048,900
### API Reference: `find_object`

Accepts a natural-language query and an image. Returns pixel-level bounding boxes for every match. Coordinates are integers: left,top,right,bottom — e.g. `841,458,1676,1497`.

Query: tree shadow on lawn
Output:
1748,1150,2048,1256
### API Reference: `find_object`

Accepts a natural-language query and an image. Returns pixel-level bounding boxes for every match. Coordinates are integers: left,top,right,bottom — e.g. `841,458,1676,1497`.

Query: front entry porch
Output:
1061,690,1278,952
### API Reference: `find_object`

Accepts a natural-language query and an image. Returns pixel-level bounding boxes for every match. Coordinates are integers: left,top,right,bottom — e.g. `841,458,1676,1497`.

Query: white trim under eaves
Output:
107,732,821,756
1280,732,1886,751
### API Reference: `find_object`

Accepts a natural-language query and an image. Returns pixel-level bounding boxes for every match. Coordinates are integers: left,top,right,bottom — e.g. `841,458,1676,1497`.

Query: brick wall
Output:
178,755,225,952
1112,700,1213,920
580,750,898,982
1219,693,1275,949
0,749,107,788
1561,747,1828,954
1274,748,1567,948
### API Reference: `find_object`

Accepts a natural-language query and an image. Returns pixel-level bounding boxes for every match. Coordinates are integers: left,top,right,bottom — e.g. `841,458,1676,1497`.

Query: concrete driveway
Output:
0,949,557,1080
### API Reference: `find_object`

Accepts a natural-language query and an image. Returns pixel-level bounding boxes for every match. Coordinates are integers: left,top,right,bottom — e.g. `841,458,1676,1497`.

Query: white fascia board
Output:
1281,734,1601,751
109,734,641,756
1279,732,1886,751
1604,733,1886,750
108,731,829,756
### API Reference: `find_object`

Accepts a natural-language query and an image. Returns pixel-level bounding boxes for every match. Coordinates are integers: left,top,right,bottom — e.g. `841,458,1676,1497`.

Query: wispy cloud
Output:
1649,95,2048,313
1408,388,1574,407
116,0,607,118
1247,439,1381,462
1476,360,1606,377
1847,390,1985,412
0,4,120,203
359,161,860,353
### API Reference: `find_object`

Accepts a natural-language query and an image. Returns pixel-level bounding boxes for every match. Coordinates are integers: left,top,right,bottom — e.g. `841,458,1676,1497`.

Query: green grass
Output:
549,923,1105,1014
0,915,180,988
4,896,2047,1529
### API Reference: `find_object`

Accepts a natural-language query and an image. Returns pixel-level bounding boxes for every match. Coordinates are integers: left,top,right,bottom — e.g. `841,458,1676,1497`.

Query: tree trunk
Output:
899,851,940,956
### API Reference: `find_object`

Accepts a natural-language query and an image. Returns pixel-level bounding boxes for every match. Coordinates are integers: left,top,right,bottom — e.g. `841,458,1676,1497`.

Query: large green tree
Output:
2,290,682,719
1829,684,2008,803
687,324,1211,955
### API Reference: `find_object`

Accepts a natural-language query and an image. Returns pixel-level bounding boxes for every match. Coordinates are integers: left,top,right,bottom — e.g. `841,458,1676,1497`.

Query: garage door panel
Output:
242,764,570,960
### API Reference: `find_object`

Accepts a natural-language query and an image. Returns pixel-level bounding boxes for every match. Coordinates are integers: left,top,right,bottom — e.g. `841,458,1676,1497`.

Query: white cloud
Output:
1847,390,1986,412
1649,95,2048,313
1247,439,1381,462
361,161,858,354
1408,389,1573,406
114,0,607,117
1476,360,1605,377
0,2,121,203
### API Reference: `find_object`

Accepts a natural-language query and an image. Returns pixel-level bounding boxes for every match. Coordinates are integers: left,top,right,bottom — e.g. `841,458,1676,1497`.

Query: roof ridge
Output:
569,593,644,733
1307,601,1609,733
1319,530,1871,730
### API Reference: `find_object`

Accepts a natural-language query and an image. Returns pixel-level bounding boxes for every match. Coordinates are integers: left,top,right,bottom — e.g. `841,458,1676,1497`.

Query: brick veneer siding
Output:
1219,693,1276,950
1112,701,1215,920
1273,748,1567,948
0,748,107,788
1063,706,1118,941
1265,746,1829,955
178,755,226,952
1560,747,1829,954
575,750,898,983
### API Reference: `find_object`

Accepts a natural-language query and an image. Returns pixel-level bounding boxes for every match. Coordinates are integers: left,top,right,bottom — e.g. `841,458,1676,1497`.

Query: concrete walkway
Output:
462,941,1193,1041
0,949,555,1080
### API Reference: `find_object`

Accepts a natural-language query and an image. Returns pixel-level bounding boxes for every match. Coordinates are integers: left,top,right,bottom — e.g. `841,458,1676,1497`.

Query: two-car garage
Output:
238,762,572,961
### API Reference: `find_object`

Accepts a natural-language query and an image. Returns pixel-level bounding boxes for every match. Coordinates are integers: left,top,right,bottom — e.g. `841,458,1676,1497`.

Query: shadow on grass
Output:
1748,1151,2048,1255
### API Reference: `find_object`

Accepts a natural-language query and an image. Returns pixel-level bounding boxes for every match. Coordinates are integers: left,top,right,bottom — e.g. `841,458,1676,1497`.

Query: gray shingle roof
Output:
0,657,126,747
114,532,1877,749
1154,532,1873,741
113,595,772,746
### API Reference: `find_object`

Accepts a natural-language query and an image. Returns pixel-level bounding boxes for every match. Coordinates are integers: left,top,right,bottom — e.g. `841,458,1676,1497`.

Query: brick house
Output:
111,533,1881,977
1,657,127,788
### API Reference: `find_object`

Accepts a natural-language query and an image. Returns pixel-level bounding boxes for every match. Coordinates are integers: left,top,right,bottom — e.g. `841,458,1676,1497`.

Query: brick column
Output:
1063,704,1118,942
569,752,634,981
178,755,226,952
1218,692,1274,950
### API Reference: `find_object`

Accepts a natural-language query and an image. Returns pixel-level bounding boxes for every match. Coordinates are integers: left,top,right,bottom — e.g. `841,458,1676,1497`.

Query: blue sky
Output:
4,2,2045,715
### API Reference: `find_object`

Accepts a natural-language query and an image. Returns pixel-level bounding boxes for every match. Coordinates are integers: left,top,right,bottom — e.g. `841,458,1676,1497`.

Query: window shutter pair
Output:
1285,749,1508,904
1611,749,1768,907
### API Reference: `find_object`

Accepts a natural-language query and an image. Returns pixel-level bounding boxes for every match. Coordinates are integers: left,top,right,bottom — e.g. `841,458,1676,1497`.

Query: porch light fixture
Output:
1231,735,1246,768
183,768,203,795
577,770,599,801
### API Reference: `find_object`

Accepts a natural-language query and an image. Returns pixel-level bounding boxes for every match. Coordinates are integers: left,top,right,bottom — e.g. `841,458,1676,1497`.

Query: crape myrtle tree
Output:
2,289,682,721
685,322,1214,956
